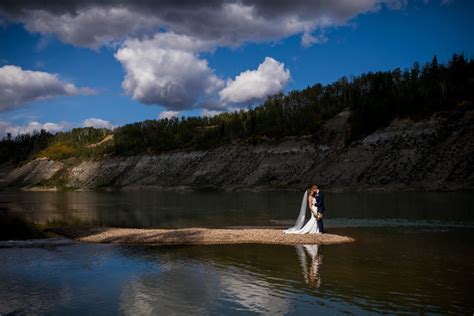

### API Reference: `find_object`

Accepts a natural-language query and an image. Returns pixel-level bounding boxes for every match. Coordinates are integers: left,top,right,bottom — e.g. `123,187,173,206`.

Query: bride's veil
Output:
284,190,308,233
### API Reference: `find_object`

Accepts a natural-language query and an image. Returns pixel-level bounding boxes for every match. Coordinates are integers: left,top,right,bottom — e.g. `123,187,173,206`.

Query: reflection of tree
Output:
295,245,322,288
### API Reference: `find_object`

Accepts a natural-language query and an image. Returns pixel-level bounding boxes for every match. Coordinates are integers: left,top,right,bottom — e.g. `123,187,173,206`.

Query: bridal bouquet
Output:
316,212,323,220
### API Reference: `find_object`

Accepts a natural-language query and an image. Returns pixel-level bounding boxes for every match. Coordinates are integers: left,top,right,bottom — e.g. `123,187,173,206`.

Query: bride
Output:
284,185,320,234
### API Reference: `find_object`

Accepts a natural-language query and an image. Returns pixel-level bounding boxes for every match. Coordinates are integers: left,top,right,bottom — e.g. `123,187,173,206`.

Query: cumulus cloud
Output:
219,57,290,106
115,33,223,111
0,120,68,138
115,38,289,110
83,118,115,129
0,65,95,111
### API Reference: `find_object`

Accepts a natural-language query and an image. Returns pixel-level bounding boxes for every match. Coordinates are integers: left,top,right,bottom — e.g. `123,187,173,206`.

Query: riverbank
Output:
2,109,473,192
49,227,355,246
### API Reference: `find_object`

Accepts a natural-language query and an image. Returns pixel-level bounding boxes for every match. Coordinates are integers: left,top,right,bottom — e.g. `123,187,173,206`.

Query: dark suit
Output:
313,191,325,233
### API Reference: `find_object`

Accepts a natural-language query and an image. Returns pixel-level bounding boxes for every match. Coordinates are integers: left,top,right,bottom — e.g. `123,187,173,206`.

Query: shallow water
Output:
0,190,473,314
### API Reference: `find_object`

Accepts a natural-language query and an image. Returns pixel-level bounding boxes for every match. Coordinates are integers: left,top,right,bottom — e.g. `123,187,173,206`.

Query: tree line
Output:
0,127,110,163
1,53,473,163
112,53,474,154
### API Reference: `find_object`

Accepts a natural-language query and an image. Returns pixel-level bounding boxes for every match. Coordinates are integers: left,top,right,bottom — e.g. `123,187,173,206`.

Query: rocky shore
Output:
1,109,473,191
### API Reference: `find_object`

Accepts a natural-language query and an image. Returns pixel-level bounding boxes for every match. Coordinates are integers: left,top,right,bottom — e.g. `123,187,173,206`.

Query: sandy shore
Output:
49,227,355,246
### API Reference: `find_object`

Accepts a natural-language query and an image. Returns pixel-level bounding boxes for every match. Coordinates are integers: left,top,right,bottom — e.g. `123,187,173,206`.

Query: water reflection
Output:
119,260,291,315
119,268,222,315
118,245,293,315
0,232,473,315
296,245,322,288
1,190,473,229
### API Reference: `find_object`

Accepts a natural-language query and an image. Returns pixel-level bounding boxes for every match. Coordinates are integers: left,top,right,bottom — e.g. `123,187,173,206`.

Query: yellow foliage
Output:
37,143,76,160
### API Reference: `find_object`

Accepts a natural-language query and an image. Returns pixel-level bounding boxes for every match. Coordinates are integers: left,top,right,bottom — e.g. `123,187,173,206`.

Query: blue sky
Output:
0,0,473,135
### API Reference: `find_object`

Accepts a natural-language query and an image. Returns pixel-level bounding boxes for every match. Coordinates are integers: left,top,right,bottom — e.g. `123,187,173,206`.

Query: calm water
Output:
1,190,473,314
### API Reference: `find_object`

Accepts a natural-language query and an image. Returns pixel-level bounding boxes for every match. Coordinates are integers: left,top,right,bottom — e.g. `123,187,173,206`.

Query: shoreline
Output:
48,227,356,246
1,185,471,193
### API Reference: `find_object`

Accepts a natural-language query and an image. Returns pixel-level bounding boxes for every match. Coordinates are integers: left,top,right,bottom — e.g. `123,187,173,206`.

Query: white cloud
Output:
159,111,181,120
116,40,289,111
83,118,115,129
219,57,290,106
0,65,95,111
0,121,68,138
115,33,224,111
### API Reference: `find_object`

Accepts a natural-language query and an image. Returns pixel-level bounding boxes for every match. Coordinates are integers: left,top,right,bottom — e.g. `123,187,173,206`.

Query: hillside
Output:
1,108,473,191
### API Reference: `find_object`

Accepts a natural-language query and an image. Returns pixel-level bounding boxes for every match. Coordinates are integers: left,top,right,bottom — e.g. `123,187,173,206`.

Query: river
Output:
0,190,473,314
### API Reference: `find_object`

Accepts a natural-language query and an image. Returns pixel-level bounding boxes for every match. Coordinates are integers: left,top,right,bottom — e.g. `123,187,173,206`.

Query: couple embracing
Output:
284,184,325,234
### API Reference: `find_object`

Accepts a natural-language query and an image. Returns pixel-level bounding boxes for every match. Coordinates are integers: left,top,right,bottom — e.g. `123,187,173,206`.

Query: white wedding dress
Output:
284,190,320,234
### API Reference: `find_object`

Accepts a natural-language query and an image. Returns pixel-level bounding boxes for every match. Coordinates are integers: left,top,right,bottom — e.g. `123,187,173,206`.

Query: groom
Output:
313,184,325,233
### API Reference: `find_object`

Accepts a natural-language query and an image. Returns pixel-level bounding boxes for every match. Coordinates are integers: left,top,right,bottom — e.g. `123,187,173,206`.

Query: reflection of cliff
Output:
2,110,473,191
4,191,181,227
4,191,103,226
2,190,301,228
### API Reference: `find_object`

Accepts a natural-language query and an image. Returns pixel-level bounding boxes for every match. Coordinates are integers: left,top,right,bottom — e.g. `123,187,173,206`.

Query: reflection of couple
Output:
284,184,325,234
296,245,322,288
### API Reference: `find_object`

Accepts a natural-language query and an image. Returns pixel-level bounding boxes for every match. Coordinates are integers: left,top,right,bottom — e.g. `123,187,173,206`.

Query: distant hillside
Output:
1,108,473,191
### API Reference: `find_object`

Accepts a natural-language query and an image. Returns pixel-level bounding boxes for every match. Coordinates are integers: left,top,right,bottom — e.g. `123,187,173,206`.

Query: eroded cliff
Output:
1,109,473,191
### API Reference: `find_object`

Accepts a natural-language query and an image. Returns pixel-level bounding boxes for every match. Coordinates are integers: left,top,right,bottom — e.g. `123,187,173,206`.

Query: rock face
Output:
1,110,473,191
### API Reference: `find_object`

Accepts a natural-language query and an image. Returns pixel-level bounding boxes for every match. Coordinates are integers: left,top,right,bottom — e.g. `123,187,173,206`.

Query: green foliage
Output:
0,130,53,164
348,54,474,139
